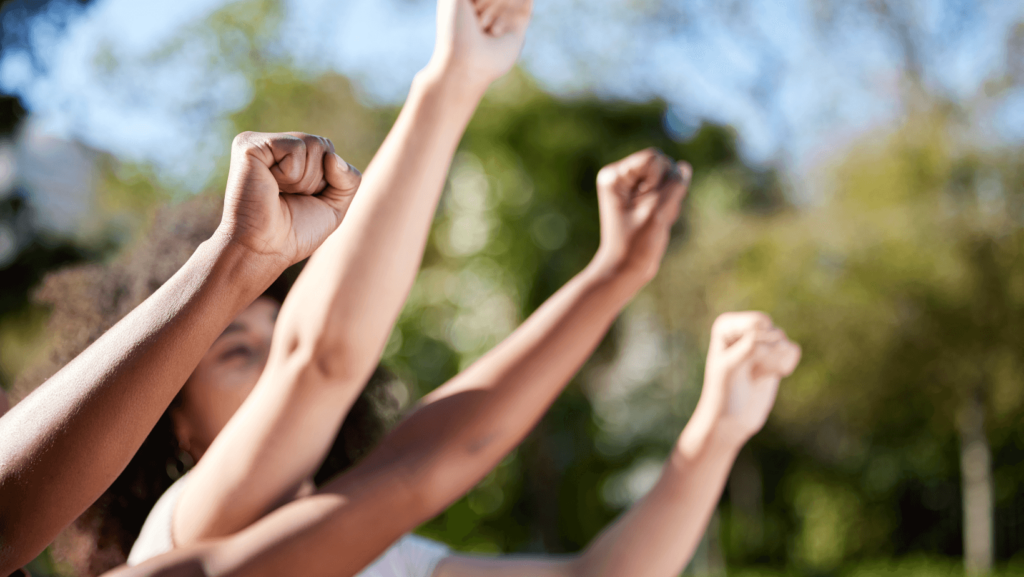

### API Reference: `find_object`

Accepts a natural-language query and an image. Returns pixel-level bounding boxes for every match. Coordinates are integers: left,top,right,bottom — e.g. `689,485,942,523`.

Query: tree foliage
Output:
657,106,1024,571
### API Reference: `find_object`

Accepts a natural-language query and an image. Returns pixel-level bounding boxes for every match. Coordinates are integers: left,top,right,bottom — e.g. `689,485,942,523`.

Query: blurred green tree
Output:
0,0,103,392
656,106,1024,573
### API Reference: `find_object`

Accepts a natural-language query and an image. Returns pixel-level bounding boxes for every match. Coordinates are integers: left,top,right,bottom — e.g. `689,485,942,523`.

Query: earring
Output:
167,444,196,480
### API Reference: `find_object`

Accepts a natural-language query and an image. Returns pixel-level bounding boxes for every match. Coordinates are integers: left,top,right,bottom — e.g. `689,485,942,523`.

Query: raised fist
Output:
700,312,801,446
429,0,532,87
217,131,361,266
593,148,692,284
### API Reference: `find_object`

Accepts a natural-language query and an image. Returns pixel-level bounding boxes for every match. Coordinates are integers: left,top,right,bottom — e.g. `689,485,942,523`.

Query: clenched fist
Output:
429,0,532,88
698,312,801,447
217,131,361,266
593,148,692,285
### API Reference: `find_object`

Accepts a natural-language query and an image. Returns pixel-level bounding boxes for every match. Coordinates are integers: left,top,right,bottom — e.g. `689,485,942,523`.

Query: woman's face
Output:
172,296,279,460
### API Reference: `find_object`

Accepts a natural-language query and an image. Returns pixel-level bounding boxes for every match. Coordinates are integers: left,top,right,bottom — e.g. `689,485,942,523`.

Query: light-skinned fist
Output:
217,131,361,267
695,312,801,449
428,0,532,89
592,148,692,285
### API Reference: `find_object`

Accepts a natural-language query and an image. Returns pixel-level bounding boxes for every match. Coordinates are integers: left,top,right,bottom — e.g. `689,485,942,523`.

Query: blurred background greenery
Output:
0,0,1023,576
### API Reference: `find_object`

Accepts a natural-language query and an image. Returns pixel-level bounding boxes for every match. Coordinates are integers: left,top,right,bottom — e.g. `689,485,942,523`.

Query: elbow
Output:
271,303,385,387
275,331,370,388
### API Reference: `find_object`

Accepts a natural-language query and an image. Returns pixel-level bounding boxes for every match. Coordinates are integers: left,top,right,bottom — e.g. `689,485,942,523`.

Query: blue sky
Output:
0,0,1021,190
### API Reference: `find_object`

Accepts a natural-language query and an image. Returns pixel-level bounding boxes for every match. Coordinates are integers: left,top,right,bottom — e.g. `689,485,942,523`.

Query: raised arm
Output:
429,313,801,577
169,0,534,547
0,131,359,575
571,313,800,576
108,148,691,577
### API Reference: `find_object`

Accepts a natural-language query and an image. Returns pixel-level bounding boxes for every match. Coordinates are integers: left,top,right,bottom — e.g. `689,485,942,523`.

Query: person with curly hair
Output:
113,0,537,574
15,196,401,576
115,0,537,574
0,127,361,576
1,0,532,574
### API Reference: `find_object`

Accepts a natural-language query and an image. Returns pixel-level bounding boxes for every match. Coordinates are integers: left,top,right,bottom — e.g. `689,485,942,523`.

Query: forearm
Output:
0,235,280,573
343,262,640,535
172,69,488,544
573,420,740,577
281,67,485,380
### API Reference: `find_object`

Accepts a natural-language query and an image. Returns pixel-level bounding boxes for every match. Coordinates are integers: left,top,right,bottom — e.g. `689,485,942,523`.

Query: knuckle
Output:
642,147,665,165
711,313,734,332
277,132,306,150
596,165,619,186
304,135,327,157
745,311,773,330
232,131,256,150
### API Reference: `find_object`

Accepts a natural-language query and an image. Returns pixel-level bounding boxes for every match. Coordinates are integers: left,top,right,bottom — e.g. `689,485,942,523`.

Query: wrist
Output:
676,402,745,462
587,248,652,294
202,231,288,304
416,60,490,104
579,256,645,303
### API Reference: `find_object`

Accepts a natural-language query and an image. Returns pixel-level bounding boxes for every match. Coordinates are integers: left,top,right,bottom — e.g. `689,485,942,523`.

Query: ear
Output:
170,405,194,456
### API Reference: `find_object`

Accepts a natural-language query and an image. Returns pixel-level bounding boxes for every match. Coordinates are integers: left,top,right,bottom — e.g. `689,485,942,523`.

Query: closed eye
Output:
220,345,254,362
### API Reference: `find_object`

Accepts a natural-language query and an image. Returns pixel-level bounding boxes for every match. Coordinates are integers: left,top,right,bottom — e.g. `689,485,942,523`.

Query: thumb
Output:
655,161,693,225
721,329,758,371
323,153,361,198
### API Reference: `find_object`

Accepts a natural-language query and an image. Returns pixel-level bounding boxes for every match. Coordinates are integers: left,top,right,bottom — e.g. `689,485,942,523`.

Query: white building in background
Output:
0,116,96,267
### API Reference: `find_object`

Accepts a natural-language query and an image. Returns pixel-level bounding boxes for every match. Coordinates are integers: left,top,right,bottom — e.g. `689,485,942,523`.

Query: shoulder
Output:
126,472,191,566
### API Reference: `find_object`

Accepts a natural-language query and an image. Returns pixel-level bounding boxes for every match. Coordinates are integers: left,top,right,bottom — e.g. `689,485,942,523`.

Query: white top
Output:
127,473,449,577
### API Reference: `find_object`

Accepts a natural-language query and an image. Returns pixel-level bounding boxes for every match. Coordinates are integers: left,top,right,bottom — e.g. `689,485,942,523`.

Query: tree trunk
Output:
960,390,994,575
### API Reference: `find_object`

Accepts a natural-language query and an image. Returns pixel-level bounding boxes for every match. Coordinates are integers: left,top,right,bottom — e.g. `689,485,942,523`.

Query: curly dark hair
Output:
16,195,400,576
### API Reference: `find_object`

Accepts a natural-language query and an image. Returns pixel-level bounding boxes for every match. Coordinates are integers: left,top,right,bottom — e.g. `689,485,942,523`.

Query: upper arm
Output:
433,554,577,577
175,457,427,577
170,354,361,546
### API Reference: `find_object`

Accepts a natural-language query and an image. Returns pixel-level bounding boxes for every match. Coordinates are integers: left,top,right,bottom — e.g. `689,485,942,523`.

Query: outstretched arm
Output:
570,313,800,577
107,149,690,577
170,0,534,547
430,313,802,577
0,131,359,575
